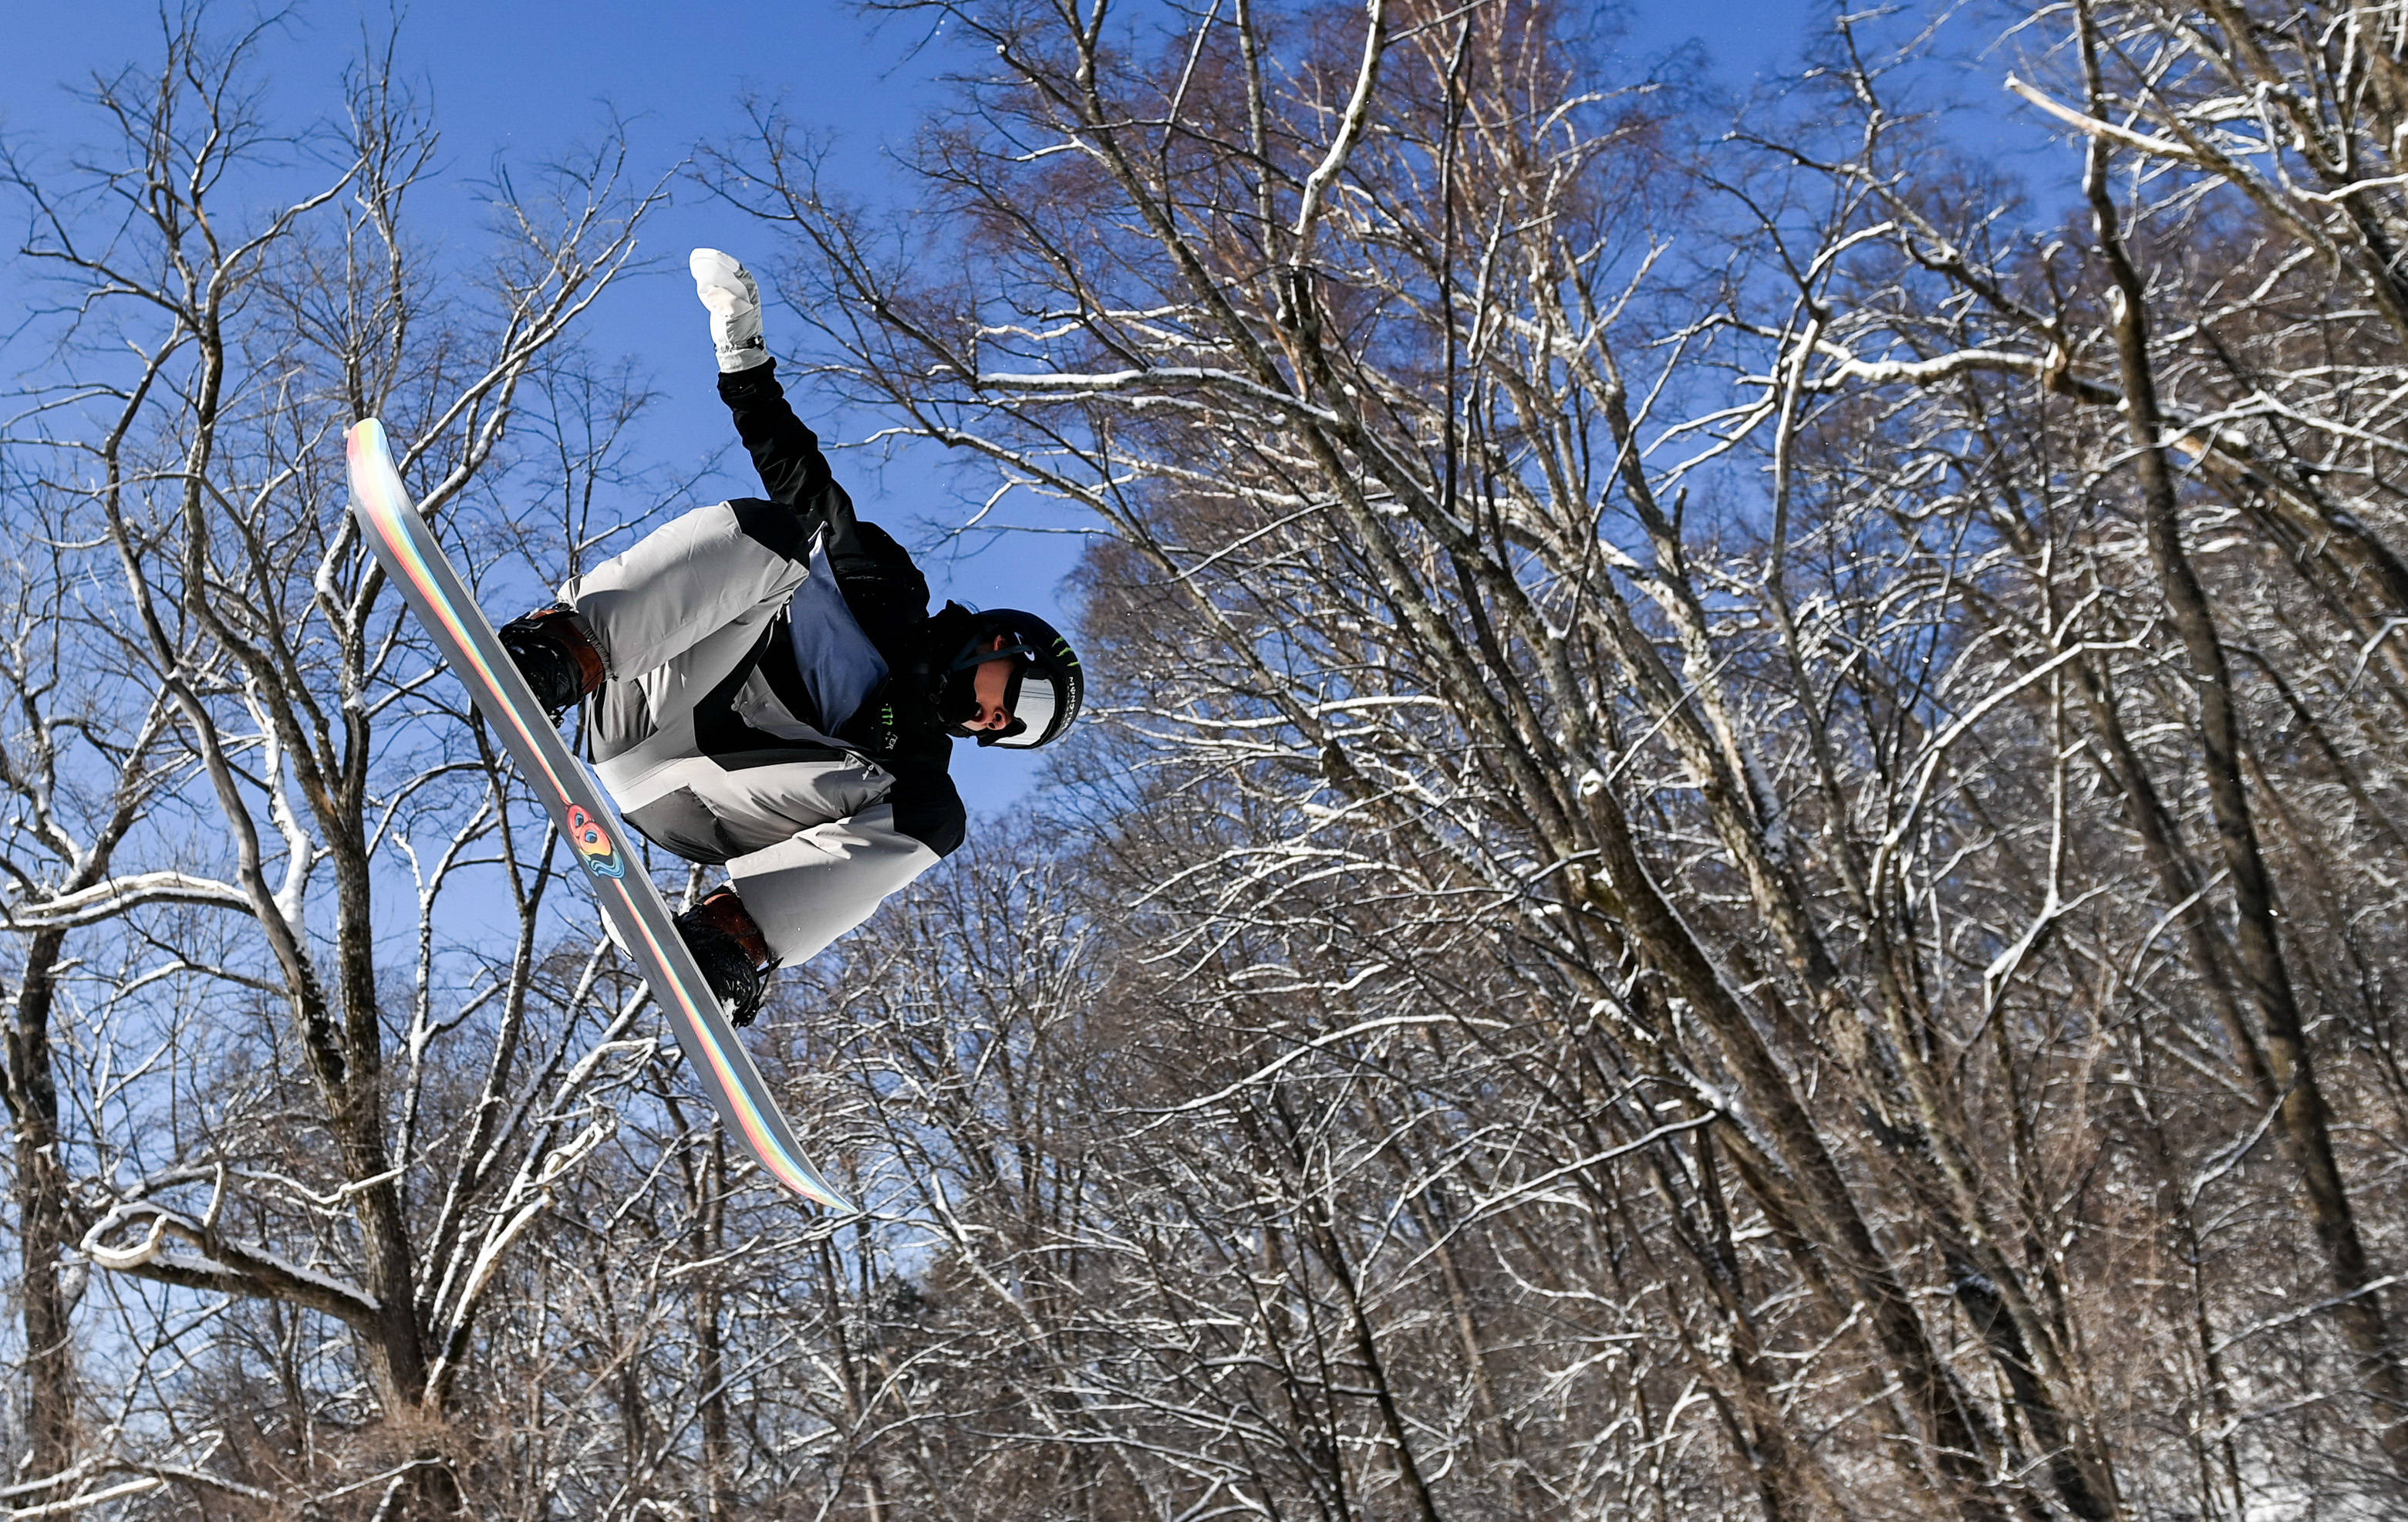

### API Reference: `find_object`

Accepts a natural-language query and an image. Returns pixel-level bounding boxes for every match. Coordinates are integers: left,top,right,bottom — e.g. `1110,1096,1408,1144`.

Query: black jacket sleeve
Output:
716,361,858,565
717,362,929,635
719,359,836,508
887,760,967,857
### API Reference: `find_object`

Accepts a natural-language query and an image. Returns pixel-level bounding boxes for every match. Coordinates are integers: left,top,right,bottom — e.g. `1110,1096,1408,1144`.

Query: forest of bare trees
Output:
2,0,2406,1517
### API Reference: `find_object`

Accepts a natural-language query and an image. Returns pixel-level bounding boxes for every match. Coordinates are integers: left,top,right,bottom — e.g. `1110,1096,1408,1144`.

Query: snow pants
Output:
559,501,940,965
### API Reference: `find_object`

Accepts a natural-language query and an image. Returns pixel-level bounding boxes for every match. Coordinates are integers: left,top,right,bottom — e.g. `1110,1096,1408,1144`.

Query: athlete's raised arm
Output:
692,248,844,511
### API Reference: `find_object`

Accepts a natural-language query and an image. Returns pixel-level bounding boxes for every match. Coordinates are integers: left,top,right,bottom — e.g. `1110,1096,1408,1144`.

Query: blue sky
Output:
0,0,1819,814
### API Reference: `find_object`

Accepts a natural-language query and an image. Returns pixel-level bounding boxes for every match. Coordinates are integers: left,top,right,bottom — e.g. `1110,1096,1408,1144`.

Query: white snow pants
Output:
560,501,940,965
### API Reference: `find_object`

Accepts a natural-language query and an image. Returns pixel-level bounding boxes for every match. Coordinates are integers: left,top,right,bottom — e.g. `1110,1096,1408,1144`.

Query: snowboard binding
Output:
497,605,605,722
676,886,777,1027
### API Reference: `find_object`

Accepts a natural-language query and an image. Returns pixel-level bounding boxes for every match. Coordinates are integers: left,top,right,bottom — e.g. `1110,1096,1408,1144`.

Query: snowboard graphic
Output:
346,419,855,1213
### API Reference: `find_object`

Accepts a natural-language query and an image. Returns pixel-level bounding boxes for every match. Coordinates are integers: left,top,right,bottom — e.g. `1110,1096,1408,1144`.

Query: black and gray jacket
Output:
560,361,965,965
718,360,969,855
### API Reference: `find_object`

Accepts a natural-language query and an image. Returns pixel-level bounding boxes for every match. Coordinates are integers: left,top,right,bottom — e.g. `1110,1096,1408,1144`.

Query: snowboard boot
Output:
675,886,776,1027
497,605,605,722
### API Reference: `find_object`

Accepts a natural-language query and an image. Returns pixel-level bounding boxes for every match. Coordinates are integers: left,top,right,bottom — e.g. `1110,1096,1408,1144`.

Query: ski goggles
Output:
986,667,1058,748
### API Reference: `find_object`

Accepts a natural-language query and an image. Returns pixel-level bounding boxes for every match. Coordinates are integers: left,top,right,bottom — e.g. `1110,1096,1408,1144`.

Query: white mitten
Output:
690,248,767,373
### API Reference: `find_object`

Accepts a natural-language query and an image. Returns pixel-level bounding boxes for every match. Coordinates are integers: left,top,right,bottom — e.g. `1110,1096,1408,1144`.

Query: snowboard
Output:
346,418,856,1213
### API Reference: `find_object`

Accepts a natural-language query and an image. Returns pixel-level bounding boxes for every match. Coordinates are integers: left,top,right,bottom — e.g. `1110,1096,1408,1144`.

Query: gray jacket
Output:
560,365,966,965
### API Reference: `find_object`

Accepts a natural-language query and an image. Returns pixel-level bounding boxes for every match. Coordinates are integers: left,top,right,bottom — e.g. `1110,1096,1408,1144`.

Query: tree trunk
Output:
5,927,77,1487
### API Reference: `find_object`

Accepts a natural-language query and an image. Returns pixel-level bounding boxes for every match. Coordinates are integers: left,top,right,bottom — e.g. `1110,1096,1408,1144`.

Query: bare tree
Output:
697,0,2408,1517
5,1,2404,1518
0,9,758,1514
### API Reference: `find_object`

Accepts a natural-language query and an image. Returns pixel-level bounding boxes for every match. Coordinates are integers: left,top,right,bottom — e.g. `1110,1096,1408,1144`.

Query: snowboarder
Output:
491,249,1082,1025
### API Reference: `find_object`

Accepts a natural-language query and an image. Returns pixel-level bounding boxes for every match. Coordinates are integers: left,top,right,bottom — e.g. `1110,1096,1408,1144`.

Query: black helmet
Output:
938,607,1084,749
